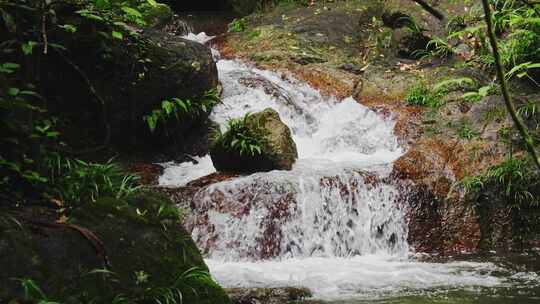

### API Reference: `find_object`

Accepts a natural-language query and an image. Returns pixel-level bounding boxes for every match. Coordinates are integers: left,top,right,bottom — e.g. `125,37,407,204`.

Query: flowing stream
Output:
159,33,540,302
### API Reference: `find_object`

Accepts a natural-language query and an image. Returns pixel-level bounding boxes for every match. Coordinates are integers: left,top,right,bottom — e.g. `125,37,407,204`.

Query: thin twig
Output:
412,0,445,20
481,0,540,171
41,0,48,54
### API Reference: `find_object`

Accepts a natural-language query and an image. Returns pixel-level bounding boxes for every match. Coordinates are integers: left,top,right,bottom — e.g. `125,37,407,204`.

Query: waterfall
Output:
157,33,536,301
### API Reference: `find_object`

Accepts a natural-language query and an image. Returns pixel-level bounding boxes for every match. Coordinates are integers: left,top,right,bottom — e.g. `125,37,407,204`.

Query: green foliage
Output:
0,63,52,203
518,100,538,119
433,77,476,92
228,18,247,33
462,83,498,102
16,278,60,304
415,36,454,59
485,157,540,207
50,157,140,207
212,113,266,156
143,89,220,133
461,157,540,208
448,1,540,82
140,267,219,304
405,82,445,108
454,119,480,140
400,16,426,36
461,175,484,193
0,0,169,207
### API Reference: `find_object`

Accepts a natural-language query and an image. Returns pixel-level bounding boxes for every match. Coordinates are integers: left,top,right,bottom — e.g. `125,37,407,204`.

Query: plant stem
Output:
412,0,445,20
481,0,540,171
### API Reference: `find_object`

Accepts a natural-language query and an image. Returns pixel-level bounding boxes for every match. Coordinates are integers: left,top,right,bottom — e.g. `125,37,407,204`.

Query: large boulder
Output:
0,192,231,303
210,108,298,173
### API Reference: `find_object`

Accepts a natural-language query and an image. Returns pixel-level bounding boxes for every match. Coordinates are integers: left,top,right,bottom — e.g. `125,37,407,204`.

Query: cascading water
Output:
159,33,539,301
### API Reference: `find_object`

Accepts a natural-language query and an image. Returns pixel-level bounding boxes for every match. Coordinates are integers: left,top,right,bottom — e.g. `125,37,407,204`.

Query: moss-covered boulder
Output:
0,192,230,304
141,2,174,28
210,108,298,173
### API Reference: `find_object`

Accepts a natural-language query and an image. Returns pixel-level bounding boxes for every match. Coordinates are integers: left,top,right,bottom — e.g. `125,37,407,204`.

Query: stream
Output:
158,32,540,303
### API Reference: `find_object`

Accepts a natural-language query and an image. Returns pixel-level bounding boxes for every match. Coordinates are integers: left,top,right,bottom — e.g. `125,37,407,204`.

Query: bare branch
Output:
412,0,445,20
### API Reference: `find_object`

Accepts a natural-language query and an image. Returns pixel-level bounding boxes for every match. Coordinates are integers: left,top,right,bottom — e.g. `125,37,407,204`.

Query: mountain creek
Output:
2,1,540,303
150,3,540,303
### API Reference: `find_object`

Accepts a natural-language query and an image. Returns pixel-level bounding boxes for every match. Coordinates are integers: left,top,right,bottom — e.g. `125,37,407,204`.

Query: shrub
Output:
143,89,220,134
212,113,266,156
460,157,540,208
49,157,140,207
404,82,445,108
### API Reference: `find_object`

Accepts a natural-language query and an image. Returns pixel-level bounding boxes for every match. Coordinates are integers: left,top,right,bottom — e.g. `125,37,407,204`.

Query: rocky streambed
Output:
151,19,540,302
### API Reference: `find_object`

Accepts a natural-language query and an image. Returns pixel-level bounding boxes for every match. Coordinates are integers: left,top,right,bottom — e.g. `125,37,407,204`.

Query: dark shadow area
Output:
163,0,233,12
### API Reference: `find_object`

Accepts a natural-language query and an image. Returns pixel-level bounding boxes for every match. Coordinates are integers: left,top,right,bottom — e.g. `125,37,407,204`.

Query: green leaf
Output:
8,87,20,96
76,10,104,21
60,24,77,33
146,0,158,7
161,100,173,115
49,43,67,51
95,0,111,10
111,31,123,40
121,6,143,18
0,62,19,74
22,41,38,55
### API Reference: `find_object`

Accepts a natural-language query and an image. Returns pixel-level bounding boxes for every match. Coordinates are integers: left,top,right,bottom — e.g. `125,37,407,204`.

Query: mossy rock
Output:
141,3,174,28
0,192,230,304
210,108,298,173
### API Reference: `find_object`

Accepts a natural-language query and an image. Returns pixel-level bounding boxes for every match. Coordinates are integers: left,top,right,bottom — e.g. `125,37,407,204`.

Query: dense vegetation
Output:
1,1,228,302
0,0,219,209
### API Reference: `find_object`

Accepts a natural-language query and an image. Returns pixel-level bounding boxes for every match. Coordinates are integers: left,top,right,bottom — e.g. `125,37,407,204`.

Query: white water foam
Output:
159,155,215,187
159,34,529,301
207,257,505,300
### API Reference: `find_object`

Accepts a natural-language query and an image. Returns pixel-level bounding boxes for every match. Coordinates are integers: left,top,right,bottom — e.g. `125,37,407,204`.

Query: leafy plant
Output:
484,157,540,207
517,100,539,119
433,77,476,92
16,278,60,304
400,16,426,36
228,18,247,33
462,83,498,102
144,90,220,133
505,61,540,85
50,157,140,206
143,267,218,304
0,0,169,207
459,157,540,208
405,82,445,108
455,119,480,140
415,36,454,59
212,113,266,156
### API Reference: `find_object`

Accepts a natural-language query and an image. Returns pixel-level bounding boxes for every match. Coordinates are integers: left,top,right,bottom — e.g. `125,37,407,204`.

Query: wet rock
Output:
210,108,298,173
142,2,174,28
382,11,412,29
391,28,431,59
179,170,391,260
228,287,313,304
339,63,365,75
0,192,231,303
454,43,473,60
